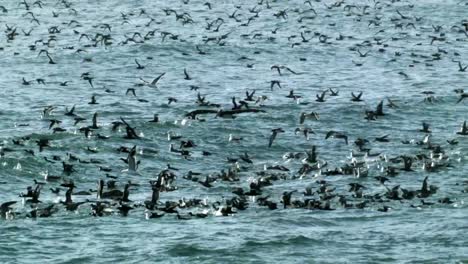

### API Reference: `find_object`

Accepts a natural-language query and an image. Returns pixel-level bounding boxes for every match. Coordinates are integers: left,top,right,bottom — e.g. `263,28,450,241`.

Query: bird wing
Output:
151,72,166,85
268,132,277,147
1,201,16,210
376,100,383,114
325,130,335,139
299,113,305,124
421,176,429,192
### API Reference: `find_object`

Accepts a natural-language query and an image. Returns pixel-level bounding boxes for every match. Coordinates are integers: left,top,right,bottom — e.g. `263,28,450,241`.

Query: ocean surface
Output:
0,0,467,263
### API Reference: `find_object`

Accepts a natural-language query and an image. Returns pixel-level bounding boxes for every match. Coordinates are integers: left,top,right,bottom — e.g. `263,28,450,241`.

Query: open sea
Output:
0,0,467,263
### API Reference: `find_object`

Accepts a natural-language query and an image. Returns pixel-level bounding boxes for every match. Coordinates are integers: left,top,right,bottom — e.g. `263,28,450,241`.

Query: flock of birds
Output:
0,0,467,221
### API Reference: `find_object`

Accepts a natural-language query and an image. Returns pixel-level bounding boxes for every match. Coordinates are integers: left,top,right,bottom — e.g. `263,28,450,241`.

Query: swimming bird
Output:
89,95,98,104
281,190,297,208
419,122,431,133
97,179,124,200
149,114,159,123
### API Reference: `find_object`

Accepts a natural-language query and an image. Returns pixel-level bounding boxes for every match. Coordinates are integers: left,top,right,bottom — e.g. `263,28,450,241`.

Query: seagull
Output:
140,72,166,88
299,112,320,124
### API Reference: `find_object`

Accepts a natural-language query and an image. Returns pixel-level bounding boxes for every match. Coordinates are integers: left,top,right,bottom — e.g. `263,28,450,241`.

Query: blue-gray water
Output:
1,0,467,263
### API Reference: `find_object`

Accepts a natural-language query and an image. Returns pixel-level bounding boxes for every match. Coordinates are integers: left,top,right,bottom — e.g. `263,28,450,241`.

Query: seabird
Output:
134,59,145,69
140,72,166,88
325,131,348,144
419,122,431,133
127,145,138,172
294,127,314,141
316,91,327,102
149,114,159,123
183,68,191,80
351,92,363,102
268,128,285,148
457,121,468,135
299,112,319,124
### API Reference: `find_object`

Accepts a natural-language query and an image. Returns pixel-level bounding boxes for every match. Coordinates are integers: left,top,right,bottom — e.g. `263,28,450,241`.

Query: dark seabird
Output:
64,105,76,116
134,59,145,69
89,95,98,104
375,135,390,142
281,190,297,208
457,61,467,72
329,88,339,96
244,90,256,101
457,121,468,135
419,122,431,133
149,114,159,123
126,88,136,97
316,91,327,102
97,179,124,200
375,100,384,116
183,68,191,80
91,112,99,129
126,145,138,172
1,201,16,218
351,92,363,102
325,131,348,144
456,93,468,104
268,128,285,148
